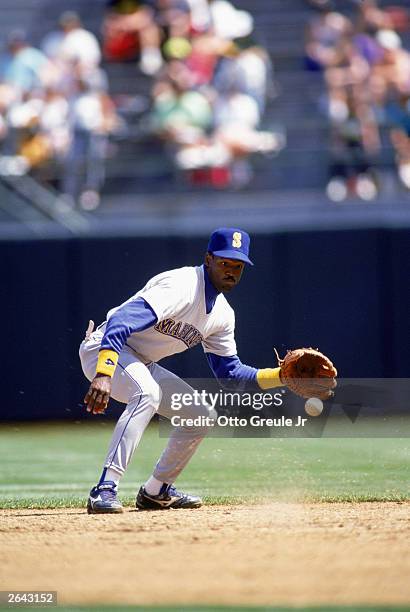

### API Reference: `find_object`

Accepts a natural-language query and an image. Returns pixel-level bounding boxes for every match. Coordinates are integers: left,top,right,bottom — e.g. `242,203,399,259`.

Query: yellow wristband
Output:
256,367,282,390
96,349,119,377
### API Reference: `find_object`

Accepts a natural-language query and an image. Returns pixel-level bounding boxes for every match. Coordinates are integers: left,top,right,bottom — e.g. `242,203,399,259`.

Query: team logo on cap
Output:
232,232,242,248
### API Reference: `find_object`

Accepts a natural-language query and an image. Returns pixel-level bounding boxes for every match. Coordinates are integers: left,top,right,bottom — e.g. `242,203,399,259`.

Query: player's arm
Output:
206,353,282,391
84,298,158,414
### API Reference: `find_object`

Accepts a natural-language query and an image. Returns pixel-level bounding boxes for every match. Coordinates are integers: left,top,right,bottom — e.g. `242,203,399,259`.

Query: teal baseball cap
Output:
207,227,253,265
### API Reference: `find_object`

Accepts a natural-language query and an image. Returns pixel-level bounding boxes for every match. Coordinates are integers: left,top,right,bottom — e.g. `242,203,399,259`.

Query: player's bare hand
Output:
84,374,112,415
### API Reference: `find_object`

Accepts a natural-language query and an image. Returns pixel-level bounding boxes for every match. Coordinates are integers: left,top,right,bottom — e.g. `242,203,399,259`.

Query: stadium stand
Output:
1,0,410,228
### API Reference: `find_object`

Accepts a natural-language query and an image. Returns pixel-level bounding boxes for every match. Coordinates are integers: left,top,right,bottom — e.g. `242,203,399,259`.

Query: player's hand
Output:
84,374,112,415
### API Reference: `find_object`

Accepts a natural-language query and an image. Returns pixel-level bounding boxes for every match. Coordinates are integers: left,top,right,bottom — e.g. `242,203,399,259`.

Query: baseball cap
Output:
207,227,253,265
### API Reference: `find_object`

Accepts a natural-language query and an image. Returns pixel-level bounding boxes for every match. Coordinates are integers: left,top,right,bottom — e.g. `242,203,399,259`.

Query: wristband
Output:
96,349,119,377
256,367,282,390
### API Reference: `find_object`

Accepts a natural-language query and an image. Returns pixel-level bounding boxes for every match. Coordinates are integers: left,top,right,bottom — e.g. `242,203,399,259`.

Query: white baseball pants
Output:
79,330,216,483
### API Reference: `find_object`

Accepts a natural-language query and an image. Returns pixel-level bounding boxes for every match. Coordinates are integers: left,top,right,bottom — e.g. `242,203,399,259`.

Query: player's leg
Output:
80,337,161,513
101,350,161,477
136,364,217,510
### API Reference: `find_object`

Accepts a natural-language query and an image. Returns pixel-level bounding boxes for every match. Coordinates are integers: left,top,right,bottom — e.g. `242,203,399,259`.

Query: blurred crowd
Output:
4,0,408,207
0,11,120,209
305,0,410,201
103,0,283,188
0,0,281,208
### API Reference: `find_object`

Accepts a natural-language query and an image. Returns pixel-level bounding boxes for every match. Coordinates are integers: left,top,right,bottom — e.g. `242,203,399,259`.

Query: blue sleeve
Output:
206,353,258,390
100,297,158,354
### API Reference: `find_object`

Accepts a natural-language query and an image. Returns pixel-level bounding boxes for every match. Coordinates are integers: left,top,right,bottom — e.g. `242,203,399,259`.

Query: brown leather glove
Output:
278,347,337,400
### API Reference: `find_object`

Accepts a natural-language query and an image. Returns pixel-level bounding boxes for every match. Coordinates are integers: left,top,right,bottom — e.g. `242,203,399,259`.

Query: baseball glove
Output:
277,347,337,400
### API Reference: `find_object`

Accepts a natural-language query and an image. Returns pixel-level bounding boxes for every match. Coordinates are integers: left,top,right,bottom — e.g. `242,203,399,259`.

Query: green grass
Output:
1,421,410,509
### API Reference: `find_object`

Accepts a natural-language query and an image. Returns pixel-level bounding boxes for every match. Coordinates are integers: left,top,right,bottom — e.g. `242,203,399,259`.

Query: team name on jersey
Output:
154,318,203,348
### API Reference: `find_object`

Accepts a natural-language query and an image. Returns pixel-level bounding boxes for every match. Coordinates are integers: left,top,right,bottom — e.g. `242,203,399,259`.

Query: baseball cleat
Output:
87,481,124,514
136,483,202,510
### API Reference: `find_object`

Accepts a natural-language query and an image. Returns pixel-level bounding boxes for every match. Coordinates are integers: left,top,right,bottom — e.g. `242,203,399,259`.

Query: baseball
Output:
305,397,323,417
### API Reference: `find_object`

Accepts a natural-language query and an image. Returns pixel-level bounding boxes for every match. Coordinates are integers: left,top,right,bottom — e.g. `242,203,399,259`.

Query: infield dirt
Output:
1,502,410,608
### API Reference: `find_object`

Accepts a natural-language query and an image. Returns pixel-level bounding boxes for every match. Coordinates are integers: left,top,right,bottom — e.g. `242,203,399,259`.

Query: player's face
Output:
205,254,245,292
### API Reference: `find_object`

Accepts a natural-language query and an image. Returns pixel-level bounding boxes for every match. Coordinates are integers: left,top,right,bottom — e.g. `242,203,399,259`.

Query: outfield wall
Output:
3,228,410,420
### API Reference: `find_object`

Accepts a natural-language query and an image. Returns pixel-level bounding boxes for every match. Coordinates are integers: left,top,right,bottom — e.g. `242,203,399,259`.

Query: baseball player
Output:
80,228,284,513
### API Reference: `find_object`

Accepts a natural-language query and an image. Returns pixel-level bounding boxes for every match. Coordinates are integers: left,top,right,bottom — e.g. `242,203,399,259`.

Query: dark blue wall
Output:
2,228,409,420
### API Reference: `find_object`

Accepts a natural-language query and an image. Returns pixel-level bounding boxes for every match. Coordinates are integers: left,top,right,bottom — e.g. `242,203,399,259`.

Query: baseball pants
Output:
79,330,216,483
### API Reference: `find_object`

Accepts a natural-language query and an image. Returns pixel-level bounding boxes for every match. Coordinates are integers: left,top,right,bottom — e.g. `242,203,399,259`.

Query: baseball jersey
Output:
101,265,237,364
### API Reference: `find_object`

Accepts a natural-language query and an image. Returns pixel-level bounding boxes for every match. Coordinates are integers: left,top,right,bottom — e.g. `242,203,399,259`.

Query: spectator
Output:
102,0,163,74
39,86,70,159
151,68,213,142
213,42,272,115
304,2,353,71
42,12,101,72
326,86,380,201
370,29,410,101
5,86,68,170
6,91,51,167
2,30,49,93
62,76,119,210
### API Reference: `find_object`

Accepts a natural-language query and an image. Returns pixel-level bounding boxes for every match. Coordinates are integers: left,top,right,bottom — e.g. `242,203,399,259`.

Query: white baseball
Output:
305,397,323,417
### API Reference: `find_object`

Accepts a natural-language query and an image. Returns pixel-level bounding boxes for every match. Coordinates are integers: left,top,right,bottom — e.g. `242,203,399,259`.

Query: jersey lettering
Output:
154,318,203,348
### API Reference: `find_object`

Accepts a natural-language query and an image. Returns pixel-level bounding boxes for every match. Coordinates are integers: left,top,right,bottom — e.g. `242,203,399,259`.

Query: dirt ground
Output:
1,502,410,608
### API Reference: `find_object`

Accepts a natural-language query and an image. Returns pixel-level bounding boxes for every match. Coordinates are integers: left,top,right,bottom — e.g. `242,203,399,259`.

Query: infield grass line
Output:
2,422,410,509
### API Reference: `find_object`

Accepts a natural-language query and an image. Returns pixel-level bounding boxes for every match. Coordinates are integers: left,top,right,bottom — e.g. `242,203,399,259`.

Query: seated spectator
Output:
102,0,163,74
304,2,353,71
151,69,213,143
184,33,225,86
6,91,50,166
212,42,272,115
39,86,70,160
4,85,69,170
2,30,50,94
326,86,380,201
212,90,281,160
42,12,101,73
371,29,410,100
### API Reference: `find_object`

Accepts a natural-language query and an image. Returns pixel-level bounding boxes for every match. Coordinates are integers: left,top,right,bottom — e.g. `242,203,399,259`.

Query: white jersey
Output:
105,265,237,364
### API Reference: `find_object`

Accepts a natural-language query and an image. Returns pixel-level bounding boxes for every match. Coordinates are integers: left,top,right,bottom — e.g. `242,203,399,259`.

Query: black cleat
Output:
136,483,202,510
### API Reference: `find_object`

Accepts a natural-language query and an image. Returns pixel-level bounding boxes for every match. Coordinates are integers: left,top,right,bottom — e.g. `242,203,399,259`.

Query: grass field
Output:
1,420,410,508
2,421,410,611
